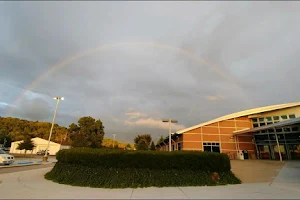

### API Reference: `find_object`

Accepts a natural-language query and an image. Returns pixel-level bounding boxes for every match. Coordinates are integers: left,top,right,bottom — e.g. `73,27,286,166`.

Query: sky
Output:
1,1,300,143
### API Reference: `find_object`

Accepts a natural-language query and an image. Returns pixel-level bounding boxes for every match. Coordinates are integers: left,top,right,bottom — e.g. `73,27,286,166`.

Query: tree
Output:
126,143,131,149
70,132,89,148
150,141,156,150
136,139,149,150
68,116,105,148
134,134,152,150
0,116,70,146
68,123,80,133
156,136,165,145
17,138,36,155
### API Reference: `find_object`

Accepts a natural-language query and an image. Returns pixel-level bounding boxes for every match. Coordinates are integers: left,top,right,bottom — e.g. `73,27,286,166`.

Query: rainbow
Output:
7,40,253,116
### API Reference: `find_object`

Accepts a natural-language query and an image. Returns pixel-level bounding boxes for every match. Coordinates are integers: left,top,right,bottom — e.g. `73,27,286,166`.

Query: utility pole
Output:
162,119,178,151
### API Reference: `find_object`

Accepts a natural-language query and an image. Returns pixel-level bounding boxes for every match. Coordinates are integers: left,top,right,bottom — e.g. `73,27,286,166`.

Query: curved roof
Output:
177,102,300,134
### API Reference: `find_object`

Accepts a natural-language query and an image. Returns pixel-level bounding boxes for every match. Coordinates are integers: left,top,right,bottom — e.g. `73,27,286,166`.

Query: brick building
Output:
156,102,300,160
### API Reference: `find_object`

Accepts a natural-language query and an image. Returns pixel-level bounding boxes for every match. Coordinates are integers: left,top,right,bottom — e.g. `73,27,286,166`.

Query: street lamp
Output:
162,119,178,152
113,134,116,148
43,96,64,162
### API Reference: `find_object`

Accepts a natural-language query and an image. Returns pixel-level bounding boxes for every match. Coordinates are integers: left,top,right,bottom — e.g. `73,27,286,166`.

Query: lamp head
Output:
53,96,64,100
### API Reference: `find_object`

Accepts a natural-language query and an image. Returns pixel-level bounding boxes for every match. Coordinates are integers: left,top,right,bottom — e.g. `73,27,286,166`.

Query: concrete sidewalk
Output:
0,163,300,199
270,161,300,192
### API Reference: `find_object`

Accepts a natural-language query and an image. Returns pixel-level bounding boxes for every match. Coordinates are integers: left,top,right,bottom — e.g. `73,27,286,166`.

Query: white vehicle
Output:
0,149,15,165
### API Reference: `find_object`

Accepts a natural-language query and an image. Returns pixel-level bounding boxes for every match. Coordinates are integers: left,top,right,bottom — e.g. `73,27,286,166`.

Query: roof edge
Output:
177,102,300,134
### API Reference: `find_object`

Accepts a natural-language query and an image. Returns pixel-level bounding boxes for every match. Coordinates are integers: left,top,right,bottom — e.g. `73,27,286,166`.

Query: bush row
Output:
45,162,241,188
56,148,231,172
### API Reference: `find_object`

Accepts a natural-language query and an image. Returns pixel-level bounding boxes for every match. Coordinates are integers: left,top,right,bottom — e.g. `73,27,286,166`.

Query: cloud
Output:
206,95,225,101
125,111,148,119
0,102,13,107
124,110,186,131
1,1,300,143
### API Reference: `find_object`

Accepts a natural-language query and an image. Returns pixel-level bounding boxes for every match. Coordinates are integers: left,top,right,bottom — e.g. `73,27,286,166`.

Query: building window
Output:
289,114,296,119
260,122,266,127
255,134,269,141
281,115,288,120
276,128,283,132
252,118,258,123
291,127,299,132
285,133,300,140
259,118,265,122
283,127,291,132
177,142,182,150
266,117,272,122
273,116,280,121
253,124,259,128
270,134,276,140
203,142,220,153
268,128,275,133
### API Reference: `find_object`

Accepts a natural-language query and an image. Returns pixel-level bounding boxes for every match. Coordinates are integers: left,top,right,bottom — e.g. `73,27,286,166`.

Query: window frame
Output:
273,116,280,121
289,114,296,119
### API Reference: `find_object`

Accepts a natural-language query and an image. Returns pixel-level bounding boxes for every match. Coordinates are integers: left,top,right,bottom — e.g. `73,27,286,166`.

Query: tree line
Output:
133,134,165,150
0,116,104,148
0,116,166,151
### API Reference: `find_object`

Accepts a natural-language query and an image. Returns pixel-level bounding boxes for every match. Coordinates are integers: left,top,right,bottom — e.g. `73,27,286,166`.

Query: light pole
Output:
162,119,178,151
43,96,64,162
113,134,116,148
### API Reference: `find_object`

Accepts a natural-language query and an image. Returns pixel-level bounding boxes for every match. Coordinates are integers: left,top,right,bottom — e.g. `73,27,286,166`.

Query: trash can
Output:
237,150,244,160
242,150,249,159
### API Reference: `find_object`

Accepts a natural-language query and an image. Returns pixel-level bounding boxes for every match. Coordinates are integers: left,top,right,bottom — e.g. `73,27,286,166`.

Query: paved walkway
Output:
0,162,300,199
0,163,55,175
270,161,300,192
230,160,285,183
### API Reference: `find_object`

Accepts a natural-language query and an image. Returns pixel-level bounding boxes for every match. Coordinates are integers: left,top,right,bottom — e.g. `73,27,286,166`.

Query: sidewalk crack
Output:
178,187,190,199
130,188,135,199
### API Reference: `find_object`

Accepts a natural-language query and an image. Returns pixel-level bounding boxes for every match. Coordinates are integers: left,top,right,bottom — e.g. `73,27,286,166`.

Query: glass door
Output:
272,144,287,160
257,145,271,159
288,144,300,160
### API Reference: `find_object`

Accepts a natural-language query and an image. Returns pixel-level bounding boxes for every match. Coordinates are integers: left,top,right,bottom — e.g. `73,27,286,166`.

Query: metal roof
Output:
233,117,300,135
176,102,300,134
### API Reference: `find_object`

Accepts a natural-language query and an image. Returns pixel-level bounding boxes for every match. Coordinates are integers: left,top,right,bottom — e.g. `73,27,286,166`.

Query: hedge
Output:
45,148,241,188
55,148,231,172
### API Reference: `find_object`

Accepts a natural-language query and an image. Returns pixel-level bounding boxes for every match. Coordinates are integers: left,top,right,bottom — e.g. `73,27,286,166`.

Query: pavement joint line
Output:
178,187,190,199
269,161,288,187
17,174,34,190
130,188,134,199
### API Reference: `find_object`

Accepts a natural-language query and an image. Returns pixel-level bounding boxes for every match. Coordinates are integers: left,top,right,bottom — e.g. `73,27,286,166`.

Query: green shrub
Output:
56,148,231,172
46,148,241,188
45,162,241,188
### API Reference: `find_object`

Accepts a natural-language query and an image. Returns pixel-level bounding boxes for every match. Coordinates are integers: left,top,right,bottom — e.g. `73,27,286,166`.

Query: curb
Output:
0,162,55,168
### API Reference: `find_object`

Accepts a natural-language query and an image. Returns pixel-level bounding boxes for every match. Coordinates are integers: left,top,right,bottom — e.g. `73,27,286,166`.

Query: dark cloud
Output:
1,1,300,143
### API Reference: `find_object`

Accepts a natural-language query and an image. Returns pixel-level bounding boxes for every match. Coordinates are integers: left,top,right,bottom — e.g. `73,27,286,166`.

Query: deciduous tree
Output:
17,138,36,155
69,116,105,148
134,134,152,150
